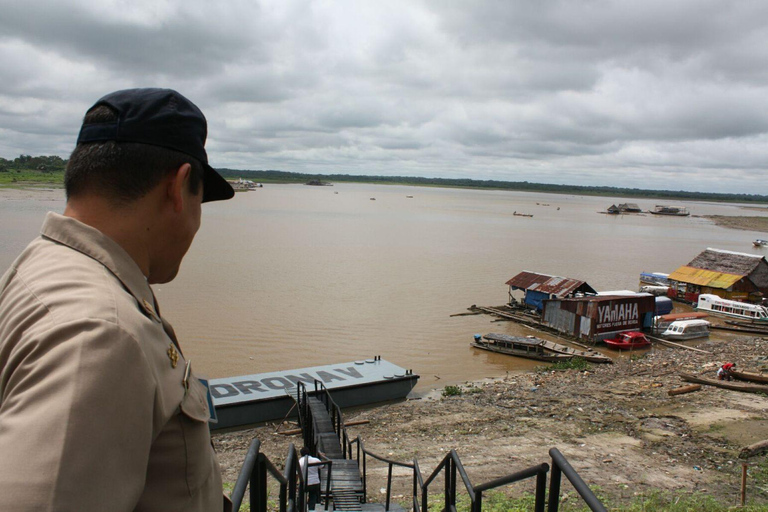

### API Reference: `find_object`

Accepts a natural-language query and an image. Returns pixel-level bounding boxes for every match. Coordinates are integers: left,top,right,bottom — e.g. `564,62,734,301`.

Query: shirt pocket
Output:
179,376,215,495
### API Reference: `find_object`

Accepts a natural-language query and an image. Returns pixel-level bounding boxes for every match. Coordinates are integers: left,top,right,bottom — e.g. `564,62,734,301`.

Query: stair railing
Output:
347,435,415,510
230,439,295,512
547,448,607,512
415,449,549,512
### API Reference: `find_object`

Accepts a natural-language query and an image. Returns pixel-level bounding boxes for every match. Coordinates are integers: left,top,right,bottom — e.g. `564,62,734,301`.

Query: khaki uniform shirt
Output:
0,212,228,512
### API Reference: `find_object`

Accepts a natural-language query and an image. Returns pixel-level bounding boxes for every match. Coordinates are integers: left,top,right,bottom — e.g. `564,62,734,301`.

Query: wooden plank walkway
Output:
307,397,363,511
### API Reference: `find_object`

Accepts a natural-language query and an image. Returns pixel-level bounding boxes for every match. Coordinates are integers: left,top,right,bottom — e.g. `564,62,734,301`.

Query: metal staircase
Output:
229,379,607,512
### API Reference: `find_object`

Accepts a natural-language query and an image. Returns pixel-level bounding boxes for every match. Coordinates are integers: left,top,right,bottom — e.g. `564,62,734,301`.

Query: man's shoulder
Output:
0,236,148,335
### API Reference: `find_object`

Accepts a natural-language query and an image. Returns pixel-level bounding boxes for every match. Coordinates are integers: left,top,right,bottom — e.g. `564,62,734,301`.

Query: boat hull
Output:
603,340,651,349
479,333,612,364
661,332,709,341
209,358,419,430
471,341,572,362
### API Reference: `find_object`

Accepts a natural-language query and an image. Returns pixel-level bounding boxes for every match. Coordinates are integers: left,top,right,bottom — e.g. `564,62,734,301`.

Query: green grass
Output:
442,385,463,397
420,489,768,511
540,357,591,372
0,169,64,187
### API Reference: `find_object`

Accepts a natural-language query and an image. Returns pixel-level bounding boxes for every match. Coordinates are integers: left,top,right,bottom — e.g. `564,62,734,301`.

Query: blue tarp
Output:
525,290,550,311
655,296,673,315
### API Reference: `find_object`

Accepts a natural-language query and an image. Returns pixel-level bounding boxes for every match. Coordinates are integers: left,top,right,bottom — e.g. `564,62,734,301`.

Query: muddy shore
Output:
214,333,768,508
704,215,768,233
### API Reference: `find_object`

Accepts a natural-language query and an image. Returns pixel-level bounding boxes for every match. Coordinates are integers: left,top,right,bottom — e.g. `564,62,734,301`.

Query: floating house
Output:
618,203,642,213
506,271,596,311
667,248,768,304
541,294,657,343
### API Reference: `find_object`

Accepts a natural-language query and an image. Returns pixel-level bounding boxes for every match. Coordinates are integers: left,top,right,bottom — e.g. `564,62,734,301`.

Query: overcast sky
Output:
1,1,767,194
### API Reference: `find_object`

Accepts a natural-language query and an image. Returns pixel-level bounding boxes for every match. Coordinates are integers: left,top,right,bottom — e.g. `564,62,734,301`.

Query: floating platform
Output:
209,357,419,430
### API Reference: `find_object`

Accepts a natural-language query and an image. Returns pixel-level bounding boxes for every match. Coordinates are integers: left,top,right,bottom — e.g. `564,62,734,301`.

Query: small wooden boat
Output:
730,370,768,384
473,333,612,364
513,211,533,217
603,331,651,350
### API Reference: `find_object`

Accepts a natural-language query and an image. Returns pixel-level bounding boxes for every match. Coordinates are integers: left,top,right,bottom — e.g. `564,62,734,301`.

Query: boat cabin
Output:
696,294,768,321
652,312,708,334
661,319,711,341
639,272,670,286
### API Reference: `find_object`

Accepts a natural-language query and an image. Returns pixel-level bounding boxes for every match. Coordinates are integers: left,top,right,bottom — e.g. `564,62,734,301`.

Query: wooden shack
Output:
667,248,768,304
506,271,596,311
541,294,656,343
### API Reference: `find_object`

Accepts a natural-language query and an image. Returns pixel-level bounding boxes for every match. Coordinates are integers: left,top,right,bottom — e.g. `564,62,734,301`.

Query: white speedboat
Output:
661,319,711,340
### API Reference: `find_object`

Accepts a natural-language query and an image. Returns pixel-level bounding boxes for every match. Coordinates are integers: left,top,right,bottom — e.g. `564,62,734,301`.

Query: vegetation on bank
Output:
0,155,66,187
218,169,768,204
2,154,766,204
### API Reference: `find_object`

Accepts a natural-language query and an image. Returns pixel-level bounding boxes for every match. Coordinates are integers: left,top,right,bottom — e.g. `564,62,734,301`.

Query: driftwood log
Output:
740,439,768,459
668,384,701,396
680,373,768,394
648,336,711,354
731,370,768,384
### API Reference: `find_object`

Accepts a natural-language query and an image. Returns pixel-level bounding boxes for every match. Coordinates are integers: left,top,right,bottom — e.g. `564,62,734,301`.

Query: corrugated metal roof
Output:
667,266,743,288
505,271,596,296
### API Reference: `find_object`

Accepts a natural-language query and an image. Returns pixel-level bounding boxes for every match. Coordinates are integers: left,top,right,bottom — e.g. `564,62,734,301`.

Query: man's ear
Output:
168,163,192,213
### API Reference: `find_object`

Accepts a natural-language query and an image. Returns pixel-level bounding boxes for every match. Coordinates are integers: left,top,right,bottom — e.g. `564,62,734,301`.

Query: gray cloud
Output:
0,0,767,194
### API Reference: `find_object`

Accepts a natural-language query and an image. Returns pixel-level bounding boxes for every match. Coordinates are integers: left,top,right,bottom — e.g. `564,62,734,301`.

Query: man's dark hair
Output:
65,105,203,202
300,446,310,456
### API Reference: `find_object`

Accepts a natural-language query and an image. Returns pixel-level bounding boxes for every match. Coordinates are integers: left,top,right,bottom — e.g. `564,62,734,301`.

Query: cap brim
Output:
202,164,235,203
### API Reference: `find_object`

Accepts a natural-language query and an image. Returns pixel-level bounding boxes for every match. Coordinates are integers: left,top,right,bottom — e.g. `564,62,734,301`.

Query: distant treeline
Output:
217,169,768,204
0,155,66,173
2,155,765,204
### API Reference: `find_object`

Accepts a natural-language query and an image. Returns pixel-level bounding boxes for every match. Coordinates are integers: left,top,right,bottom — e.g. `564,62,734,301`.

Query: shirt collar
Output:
40,212,159,319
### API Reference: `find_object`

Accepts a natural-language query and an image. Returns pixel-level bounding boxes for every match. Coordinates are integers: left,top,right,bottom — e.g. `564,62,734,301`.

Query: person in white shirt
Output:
299,446,322,511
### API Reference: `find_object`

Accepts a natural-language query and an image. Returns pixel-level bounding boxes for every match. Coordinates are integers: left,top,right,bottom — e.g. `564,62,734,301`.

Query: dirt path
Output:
214,333,768,507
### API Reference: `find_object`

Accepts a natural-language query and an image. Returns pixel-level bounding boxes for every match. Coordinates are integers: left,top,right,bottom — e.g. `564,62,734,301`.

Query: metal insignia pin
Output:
167,344,179,368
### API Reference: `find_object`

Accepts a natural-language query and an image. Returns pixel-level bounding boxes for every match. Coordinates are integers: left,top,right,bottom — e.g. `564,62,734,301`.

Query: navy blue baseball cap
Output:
77,88,234,203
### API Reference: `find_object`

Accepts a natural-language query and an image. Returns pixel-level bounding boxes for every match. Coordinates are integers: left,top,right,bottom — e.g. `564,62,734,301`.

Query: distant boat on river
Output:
649,205,690,216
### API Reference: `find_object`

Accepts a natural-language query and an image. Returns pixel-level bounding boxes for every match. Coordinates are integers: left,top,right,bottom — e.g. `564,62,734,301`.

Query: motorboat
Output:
754,239,768,247
661,319,711,340
696,294,768,322
603,331,651,350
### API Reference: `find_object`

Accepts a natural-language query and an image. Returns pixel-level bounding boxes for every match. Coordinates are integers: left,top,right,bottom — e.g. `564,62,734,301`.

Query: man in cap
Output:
0,88,234,511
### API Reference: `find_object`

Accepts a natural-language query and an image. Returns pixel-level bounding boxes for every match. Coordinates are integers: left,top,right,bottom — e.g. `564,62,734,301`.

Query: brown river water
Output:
2,184,767,392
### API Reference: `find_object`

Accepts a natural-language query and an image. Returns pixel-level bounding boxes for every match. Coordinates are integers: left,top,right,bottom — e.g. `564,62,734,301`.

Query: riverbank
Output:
704,215,768,233
214,333,768,509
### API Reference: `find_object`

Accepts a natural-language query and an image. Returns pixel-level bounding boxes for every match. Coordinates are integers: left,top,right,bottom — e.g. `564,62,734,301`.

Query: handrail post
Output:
386,463,393,511
547,462,562,512
535,470,547,512
362,448,367,503
444,456,452,511
474,490,482,512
